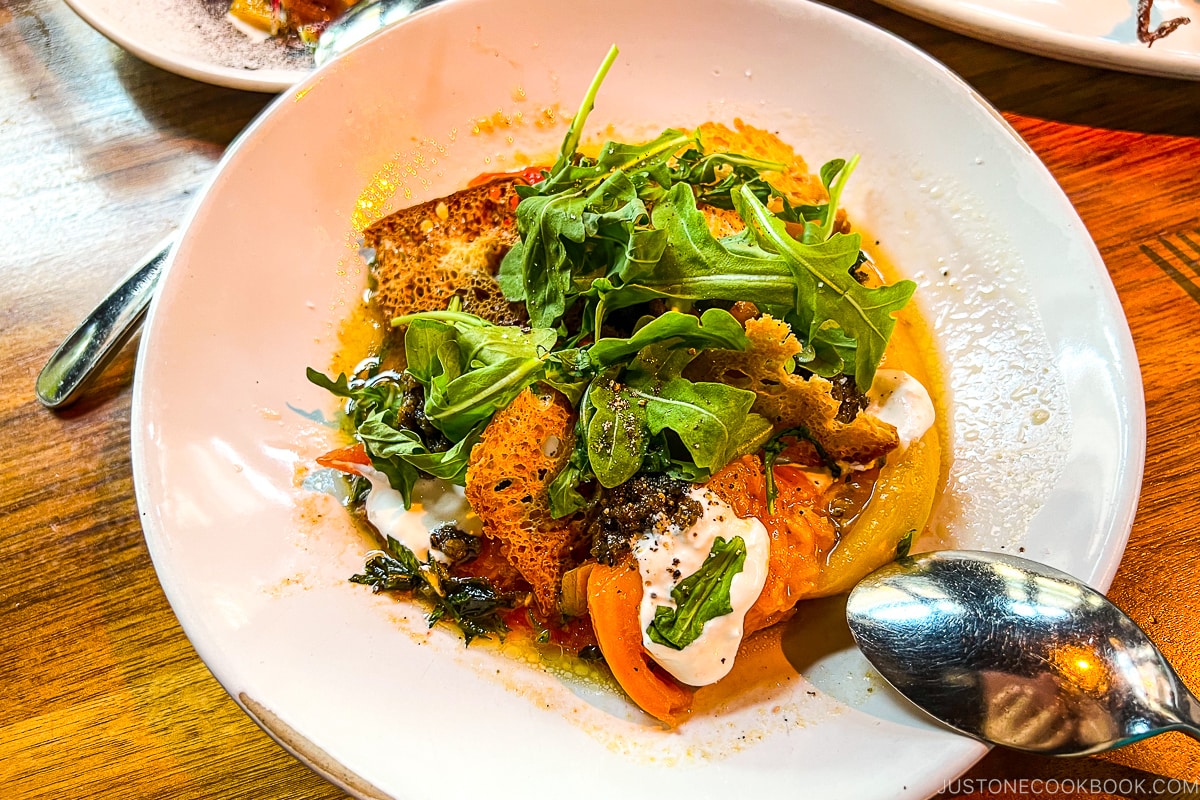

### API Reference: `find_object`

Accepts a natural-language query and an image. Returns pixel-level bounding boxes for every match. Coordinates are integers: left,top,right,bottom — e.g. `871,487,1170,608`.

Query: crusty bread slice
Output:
685,315,900,463
464,388,588,617
362,121,834,329
363,177,528,325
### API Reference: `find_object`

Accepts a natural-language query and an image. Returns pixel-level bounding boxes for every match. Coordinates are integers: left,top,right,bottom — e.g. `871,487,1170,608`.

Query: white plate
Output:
131,0,1145,797
63,0,309,92
877,0,1200,79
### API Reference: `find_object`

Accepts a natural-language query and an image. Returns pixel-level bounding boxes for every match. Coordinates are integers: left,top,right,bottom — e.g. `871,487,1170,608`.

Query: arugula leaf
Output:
646,536,747,650
402,318,458,385
733,184,915,390
547,434,594,517
499,47,689,329
770,156,860,239
501,191,591,325
355,413,422,499
394,310,559,441
306,366,406,432
576,342,772,487
397,309,555,367
625,344,773,471
495,250,526,301
539,359,590,406
635,378,773,473
307,366,473,505
585,372,649,488
634,183,795,302
501,164,670,327
795,317,860,379
538,129,693,198
358,414,482,487
350,535,514,644
548,44,619,180
306,367,356,398
588,183,796,327
640,436,717,483
455,322,556,367
671,147,787,210
558,307,749,375
547,383,598,518
809,155,859,243
424,355,546,441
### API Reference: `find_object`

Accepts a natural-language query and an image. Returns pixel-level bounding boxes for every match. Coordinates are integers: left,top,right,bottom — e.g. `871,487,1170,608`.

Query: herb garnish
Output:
895,529,915,559
333,46,914,521
306,367,477,508
396,307,557,440
646,536,747,650
350,535,515,644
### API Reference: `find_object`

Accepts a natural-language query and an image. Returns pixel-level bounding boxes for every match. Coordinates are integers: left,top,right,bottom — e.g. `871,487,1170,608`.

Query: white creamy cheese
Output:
360,467,439,561
634,487,770,687
866,369,936,453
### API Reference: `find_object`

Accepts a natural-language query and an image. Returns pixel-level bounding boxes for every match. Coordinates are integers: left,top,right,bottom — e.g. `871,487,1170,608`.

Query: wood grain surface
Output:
1,0,1198,798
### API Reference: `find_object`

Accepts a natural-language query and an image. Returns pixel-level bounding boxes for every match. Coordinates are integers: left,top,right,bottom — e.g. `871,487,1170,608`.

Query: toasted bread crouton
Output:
694,120,850,234
363,177,527,325
464,388,587,616
686,316,899,464
696,120,824,205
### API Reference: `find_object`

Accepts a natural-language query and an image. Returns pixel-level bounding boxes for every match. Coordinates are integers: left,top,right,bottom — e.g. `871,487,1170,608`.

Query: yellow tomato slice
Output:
809,424,941,597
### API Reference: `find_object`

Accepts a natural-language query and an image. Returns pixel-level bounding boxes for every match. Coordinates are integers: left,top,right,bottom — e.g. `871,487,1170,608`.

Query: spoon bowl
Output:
846,550,1200,755
313,0,441,67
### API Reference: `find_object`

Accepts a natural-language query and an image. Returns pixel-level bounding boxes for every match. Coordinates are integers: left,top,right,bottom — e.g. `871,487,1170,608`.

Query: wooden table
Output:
2,1,1198,797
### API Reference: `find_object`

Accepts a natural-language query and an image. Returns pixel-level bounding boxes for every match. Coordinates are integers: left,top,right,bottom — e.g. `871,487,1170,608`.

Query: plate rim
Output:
62,0,307,92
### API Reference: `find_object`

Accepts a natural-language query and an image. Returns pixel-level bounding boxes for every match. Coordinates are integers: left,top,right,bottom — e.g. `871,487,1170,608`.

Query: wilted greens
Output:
350,535,514,644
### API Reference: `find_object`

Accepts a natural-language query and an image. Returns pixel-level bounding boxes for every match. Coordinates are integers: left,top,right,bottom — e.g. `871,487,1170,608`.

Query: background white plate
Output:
131,0,1145,797
877,0,1200,80
63,0,309,92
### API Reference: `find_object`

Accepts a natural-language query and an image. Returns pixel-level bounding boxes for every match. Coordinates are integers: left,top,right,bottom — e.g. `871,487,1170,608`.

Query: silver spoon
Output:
35,0,439,409
846,550,1200,755
313,0,440,68
36,235,174,408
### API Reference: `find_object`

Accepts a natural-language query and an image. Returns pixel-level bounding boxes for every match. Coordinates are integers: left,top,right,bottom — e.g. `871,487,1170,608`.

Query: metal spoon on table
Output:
846,550,1200,756
313,0,440,69
34,0,440,409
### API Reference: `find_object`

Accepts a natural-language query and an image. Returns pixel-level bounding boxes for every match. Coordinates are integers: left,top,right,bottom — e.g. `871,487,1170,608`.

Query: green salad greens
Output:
310,44,917,650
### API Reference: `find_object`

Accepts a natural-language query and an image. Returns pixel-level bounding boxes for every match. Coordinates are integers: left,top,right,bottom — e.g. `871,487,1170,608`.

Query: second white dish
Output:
877,0,1200,79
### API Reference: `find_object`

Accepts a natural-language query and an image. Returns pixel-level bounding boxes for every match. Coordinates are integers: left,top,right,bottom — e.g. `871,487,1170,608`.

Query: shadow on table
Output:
111,50,274,146
2,0,271,153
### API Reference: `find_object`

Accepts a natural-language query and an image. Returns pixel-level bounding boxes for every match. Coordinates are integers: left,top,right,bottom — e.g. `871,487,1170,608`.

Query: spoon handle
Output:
35,235,173,409
1173,686,1200,742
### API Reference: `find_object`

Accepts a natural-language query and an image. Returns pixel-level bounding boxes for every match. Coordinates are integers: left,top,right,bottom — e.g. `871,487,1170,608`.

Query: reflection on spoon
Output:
313,0,442,67
846,550,1200,755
